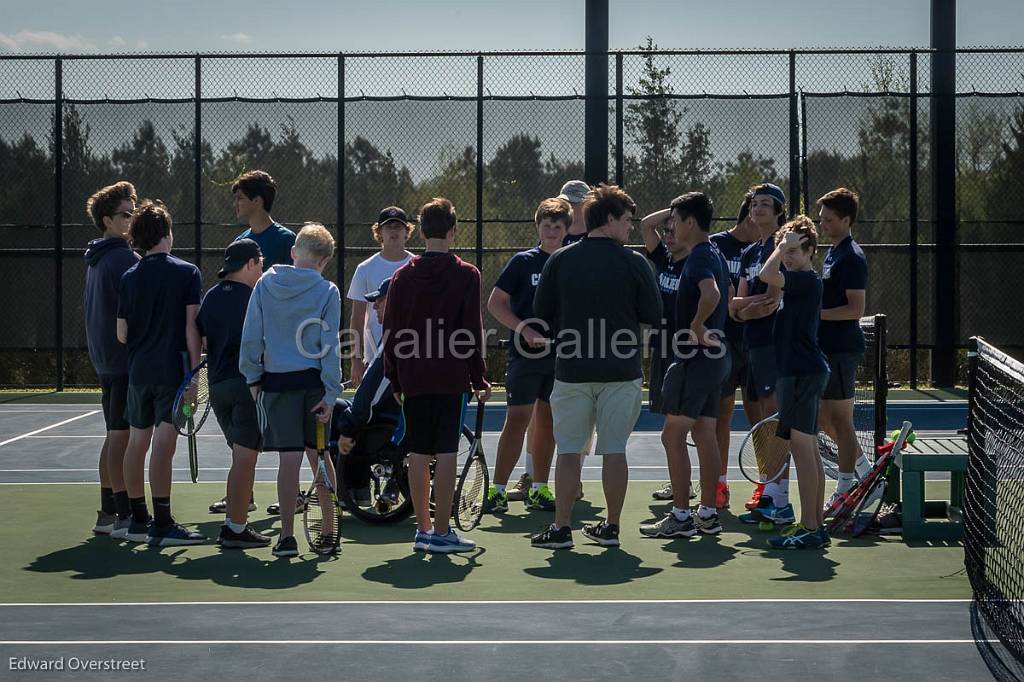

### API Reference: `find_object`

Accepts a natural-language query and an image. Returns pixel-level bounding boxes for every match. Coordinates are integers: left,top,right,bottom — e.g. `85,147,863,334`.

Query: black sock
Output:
129,496,151,524
153,496,173,526
100,487,116,515
113,491,131,520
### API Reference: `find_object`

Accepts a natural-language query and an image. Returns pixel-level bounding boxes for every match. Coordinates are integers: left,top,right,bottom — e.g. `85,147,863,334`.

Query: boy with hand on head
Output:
382,197,491,554
84,181,141,537
199,239,270,549
240,224,343,558
484,197,568,515
115,201,206,546
756,216,831,550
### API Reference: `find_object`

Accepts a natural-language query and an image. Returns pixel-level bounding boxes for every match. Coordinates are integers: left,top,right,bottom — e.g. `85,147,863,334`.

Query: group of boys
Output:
83,165,867,557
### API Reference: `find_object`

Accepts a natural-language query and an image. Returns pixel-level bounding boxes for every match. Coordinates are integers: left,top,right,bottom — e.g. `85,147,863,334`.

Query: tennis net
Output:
965,336,1024,665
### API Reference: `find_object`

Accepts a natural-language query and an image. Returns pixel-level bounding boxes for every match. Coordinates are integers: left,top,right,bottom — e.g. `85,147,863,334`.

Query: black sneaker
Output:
581,521,620,547
272,536,299,557
695,511,722,535
531,524,574,549
267,493,307,516
219,525,272,549
209,495,257,514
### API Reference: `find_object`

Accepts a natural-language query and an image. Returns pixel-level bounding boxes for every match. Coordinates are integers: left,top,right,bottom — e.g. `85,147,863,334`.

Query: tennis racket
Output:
173,356,210,483
454,400,488,532
737,414,790,485
303,420,343,555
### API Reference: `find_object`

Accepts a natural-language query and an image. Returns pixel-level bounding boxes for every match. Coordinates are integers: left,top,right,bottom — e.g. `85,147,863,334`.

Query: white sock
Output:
671,506,691,521
837,472,856,493
225,518,245,534
493,483,506,494
697,504,716,519
718,474,728,485
855,455,872,479
525,454,535,478
765,480,790,507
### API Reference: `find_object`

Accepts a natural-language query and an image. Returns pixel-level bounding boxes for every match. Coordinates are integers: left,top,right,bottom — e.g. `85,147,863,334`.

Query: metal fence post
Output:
800,89,808,214
194,56,202,270
337,53,346,290
615,51,623,187
788,51,799,216
54,57,64,391
476,54,484,271
909,51,920,389
584,0,609,185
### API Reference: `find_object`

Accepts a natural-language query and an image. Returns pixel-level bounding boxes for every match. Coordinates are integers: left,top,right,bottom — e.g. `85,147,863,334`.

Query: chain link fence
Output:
1,48,1021,388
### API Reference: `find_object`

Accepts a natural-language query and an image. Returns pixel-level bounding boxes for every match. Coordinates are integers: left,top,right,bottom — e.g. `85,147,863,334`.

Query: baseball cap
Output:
376,206,409,226
217,238,263,278
365,277,391,302
557,180,591,205
753,183,786,207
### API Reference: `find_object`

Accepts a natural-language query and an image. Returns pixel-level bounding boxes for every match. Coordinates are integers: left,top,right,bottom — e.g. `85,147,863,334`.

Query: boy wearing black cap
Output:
347,206,415,388
198,239,270,549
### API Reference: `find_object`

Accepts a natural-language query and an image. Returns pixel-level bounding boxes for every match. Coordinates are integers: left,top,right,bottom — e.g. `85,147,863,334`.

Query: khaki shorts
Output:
550,378,642,456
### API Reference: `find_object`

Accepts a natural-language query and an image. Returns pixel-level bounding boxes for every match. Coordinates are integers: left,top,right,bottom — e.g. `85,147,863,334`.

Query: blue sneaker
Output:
413,529,433,552
428,529,476,553
739,496,796,525
147,522,206,547
768,524,830,549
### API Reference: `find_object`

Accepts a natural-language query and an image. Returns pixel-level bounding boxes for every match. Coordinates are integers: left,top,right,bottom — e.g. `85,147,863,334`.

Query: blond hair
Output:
295,223,335,261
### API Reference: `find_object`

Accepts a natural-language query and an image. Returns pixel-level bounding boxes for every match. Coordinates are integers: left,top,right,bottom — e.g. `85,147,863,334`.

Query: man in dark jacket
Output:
84,181,141,538
383,197,491,554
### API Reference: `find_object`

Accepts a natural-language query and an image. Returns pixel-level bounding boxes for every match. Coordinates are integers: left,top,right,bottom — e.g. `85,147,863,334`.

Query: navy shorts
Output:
746,345,778,401
777,372,830,439
720,338,749,398
209,376,261,451
823,352,861,401
99,374,130,432
660,352,731,420
125,383,177,429
401,393,467,456
505,355,554,407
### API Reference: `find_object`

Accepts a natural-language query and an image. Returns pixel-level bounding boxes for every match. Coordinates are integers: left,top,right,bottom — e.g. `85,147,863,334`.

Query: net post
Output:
874,313,888,449
966,337,998,549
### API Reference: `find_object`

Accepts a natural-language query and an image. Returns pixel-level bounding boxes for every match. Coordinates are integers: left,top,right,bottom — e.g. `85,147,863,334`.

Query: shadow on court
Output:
477,499,606,536
523,547,662,585
362,548,485,589
660,535,740,570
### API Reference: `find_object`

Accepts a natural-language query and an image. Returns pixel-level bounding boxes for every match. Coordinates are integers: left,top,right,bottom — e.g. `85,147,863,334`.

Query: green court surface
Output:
0,481,969,604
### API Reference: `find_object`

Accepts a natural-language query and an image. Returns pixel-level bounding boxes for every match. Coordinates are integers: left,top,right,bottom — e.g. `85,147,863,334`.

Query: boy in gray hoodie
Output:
240,223,343,557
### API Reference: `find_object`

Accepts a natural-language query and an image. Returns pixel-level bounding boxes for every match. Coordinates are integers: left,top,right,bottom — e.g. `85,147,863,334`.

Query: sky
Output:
0,0,1021,54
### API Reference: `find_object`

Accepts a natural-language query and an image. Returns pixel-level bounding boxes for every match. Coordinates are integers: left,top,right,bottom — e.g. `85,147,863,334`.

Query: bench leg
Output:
902,470,926,540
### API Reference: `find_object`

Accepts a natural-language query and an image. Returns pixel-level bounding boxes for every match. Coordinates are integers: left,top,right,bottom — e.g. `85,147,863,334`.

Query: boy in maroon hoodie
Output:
382,197,491,554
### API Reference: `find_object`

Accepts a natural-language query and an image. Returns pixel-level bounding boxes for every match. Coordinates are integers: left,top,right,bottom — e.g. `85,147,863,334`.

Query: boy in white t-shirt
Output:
346,206,414,387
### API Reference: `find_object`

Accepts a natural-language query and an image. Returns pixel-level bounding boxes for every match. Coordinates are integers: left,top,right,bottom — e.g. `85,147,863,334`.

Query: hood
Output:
402,252,460,295
84,237,133,265
260,264,331,300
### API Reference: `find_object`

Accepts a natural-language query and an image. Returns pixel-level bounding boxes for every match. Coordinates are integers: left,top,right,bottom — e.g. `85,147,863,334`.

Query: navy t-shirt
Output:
676,241,730,353
740,237,783,350
197,280,252,385
710,230,752,346
774,270,829,377
562,232,586,247
235,222,296,270
819,235,868,354
493,246,552,363
646,242,686,341
117,253,203,386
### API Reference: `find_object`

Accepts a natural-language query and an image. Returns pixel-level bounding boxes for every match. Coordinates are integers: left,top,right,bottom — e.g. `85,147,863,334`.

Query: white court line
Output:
0,598,973,606
0,411,100,448
0,639,992,646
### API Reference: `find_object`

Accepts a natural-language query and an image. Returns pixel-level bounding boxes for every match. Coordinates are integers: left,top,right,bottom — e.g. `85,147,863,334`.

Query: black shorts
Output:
125,383,178,429
401,393,468,455
99,374,129,431
777,372,830,439
210,376,261,451
661,352,731,420
505,355,554,407
648,351,670,415
720,339,749,398
746,345,779,400
823,352,861,401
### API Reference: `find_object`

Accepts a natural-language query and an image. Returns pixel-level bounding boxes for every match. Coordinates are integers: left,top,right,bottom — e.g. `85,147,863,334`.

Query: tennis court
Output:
0,396,1007,681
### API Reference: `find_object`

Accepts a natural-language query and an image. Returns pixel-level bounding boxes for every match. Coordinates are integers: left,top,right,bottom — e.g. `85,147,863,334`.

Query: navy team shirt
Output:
774,270,829,377
646,241,687,341
235,222,295,270
493,246,552,365
675,241,730,355
739,236,783,350
710,230,752,347
562,232,586,247
117,253,202,386
197,280,253,385
819,235,868,354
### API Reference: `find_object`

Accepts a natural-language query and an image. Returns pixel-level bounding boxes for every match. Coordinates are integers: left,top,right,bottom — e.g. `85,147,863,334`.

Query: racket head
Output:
454,439,487,532
737,416,788,485
850,478,887,537
816,432,841,480
172,360,210,436
303,453,341,555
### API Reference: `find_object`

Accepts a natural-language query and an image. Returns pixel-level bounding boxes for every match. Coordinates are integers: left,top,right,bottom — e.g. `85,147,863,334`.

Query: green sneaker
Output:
526,484,556,511
483,486,508,514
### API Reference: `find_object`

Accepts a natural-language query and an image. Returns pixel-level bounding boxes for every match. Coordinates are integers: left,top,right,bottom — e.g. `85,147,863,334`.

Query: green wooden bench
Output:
899,436,968,541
